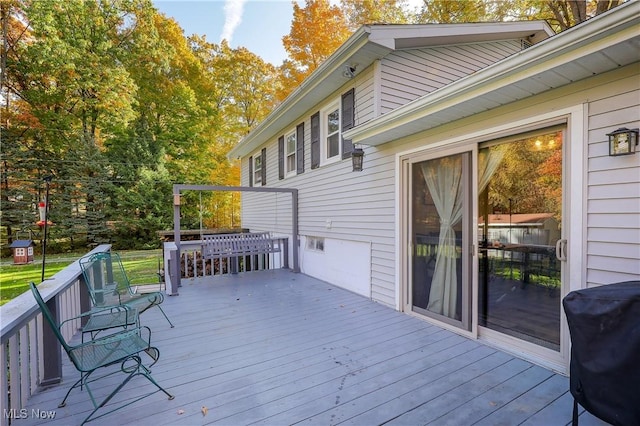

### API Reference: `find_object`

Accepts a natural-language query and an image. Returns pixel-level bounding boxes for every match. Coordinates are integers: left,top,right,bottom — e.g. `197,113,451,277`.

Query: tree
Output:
487,131,563,219
415,0,623,30
188,36,278,227
546,0,621,31
340,0,412,29
279,0,351,100
416,0,497,23
6,0,164,247
1,0,35,244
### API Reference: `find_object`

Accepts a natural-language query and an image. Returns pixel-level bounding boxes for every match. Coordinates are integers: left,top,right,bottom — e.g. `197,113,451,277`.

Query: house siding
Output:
379,41,522,114
384,64,639,301
586,78,640,286
240,58,638,308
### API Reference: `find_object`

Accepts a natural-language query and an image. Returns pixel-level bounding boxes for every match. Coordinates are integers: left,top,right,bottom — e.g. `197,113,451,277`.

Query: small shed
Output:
9,240,35,264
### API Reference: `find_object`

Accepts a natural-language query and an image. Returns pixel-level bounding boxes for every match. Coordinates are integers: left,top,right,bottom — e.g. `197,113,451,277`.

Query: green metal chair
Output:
81,305,139,342
30,282,174,425
80,252,174,328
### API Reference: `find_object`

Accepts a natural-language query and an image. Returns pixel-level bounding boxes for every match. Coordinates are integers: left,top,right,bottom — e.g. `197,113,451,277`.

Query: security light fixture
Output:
351,146,364,171
607,127,638,156
342,65,356,79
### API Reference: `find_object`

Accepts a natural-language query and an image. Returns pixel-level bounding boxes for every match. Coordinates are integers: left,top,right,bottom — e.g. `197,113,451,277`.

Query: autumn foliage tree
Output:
340,0,412,29
0,0,624,252
415,0,622,31
278,0,351,101
4,0,155,247
1,0,255,249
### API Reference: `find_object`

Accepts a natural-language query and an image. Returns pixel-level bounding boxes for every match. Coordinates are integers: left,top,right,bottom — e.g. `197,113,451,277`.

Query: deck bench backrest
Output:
202,232,280,259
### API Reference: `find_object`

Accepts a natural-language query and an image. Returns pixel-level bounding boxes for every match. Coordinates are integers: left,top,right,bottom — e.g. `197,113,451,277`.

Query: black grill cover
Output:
562,281,640,426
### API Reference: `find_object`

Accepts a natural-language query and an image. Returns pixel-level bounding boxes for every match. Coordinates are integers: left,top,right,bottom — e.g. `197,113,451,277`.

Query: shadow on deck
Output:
21,270,608,425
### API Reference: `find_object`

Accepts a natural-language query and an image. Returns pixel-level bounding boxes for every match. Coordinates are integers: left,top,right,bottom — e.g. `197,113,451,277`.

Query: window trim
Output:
306,236,325,252
320,98,342,165
252,151,264,187
285,128,297,177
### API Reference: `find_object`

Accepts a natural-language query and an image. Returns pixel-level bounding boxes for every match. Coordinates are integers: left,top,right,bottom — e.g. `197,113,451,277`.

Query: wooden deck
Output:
21,269,608,425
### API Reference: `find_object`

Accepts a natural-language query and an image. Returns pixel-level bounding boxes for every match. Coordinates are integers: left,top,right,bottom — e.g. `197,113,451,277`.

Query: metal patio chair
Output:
81,304,140,343
79,252,174,328
30,282,174,424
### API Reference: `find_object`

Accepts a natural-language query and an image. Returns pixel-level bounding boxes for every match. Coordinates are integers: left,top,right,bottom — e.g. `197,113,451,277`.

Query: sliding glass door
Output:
478,129,564,351
405,127,564,356
410,150,472,330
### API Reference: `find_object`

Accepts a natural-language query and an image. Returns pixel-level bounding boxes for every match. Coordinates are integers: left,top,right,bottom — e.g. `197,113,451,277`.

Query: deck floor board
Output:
21,270,609,425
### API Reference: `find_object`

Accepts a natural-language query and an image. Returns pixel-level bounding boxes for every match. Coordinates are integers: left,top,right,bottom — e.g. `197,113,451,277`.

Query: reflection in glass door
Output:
478,129,563,351
411,152,471,330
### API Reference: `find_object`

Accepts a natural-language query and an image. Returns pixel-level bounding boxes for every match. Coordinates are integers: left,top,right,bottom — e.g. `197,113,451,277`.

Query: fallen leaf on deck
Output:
177,409,185,415
201,406,208,417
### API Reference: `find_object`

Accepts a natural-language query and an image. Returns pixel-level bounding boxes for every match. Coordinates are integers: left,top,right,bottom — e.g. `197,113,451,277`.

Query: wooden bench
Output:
201,232,287,272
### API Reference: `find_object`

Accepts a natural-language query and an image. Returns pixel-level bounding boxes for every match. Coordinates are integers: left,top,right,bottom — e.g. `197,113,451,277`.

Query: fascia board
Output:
368,21,554,49
345,3,639,146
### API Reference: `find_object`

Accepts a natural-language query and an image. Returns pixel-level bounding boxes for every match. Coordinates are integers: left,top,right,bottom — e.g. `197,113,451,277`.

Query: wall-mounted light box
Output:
607,127,638,156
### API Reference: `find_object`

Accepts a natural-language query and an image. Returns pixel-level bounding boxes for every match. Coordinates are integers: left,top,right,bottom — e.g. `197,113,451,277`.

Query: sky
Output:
153,0,426,66
153,0,300,66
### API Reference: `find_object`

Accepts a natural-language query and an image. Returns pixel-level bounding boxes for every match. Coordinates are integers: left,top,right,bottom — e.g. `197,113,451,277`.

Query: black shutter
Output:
278,135,284,180
248,156,253,187
261,148,267,185
310,112,320,169
296,122,304,174
341,88,355,160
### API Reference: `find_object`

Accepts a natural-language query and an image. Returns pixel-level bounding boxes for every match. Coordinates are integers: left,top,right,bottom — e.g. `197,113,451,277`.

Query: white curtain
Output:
478,146,506,194
421,156,464,318
478,146,506,243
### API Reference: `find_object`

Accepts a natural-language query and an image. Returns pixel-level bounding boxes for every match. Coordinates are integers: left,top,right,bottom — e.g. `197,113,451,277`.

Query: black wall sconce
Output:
351,146,364,171
607,127,638,156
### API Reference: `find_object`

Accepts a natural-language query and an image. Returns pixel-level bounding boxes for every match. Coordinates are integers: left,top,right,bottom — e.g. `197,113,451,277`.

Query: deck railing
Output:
0,245,111,426
162,235,289,294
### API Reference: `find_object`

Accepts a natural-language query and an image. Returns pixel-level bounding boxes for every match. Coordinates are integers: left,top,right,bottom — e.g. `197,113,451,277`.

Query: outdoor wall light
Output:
342,65,356,79
607,127,638,156
351,146,364,171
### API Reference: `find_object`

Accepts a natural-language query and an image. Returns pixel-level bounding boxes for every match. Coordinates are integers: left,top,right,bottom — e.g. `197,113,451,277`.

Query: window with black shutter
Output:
249,156,253,186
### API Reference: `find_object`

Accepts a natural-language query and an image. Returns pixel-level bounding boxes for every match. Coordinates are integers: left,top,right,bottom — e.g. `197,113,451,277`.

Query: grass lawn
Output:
0,249,163,306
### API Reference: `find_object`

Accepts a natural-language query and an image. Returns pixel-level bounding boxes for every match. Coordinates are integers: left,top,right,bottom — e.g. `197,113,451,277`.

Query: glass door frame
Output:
400,144,478,339
397,107,582,374
476,124,571,371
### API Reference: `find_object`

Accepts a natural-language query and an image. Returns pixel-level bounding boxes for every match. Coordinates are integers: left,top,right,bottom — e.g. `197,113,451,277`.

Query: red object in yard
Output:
37,201,52,227
10,240,35,264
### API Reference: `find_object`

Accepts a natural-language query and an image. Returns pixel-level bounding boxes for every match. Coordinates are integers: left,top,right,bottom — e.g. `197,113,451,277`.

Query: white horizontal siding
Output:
380,40,522,114
240,59,639,307
355,65,376,124
241,141,398,305
586,79,640,286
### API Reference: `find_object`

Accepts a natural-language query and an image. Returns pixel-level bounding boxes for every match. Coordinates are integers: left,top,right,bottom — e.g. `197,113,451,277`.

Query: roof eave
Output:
227,21,555,160
345,2,639,146
227,26,379,160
